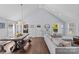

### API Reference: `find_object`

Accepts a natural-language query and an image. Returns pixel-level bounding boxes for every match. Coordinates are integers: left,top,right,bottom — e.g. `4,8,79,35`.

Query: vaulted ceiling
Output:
0,4,79,22
42,4,79,22
0,4,39,21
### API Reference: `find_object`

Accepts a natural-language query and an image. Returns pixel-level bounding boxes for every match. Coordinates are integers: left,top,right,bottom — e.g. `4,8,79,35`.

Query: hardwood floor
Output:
15,37,50,54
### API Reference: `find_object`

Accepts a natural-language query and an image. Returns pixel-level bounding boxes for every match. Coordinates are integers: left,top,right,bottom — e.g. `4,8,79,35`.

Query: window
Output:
37,25,41,28
23,24,28,33
8,24,13,28
0,23,5,28
68,23,75,35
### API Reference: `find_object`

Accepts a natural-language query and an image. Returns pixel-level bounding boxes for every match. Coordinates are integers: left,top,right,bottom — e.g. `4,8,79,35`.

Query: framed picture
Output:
37,25,41,28
52,24,58,32
44,24,50,31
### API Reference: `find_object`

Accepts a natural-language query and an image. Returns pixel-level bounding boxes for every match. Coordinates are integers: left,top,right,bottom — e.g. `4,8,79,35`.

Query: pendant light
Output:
18,4,23,22
17,4,24,33
21,4,23,21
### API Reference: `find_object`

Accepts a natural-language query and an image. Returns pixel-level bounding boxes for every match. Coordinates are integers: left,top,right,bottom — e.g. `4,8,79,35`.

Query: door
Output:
35,25,43,37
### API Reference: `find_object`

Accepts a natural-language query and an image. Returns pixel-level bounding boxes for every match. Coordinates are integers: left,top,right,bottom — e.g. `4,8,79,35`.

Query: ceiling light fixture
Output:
18,4,23,24
20,4,23,21
17,4,24,33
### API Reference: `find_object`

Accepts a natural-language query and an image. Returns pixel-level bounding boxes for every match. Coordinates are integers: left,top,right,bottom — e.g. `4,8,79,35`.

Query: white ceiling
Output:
0,4,79,22
42,4,79,22
0,4,39,21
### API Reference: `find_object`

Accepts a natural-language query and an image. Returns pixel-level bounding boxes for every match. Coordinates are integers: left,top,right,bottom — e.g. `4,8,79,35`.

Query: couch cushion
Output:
56,47,79,54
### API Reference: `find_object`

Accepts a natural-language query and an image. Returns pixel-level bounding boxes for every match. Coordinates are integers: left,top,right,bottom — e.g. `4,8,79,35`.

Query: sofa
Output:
44,33,79,54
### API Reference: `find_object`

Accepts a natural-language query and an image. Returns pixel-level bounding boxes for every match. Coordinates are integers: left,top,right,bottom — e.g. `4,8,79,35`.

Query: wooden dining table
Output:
0,33,29,52
0,33,29,41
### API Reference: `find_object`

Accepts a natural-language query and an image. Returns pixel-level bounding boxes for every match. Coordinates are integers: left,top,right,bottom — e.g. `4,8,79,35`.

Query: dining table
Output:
0,33,29,53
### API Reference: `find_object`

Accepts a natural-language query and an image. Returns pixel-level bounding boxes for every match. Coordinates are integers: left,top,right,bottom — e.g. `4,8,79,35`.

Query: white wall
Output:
24,8,64,37
0,17,15,38
0,17,8,38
